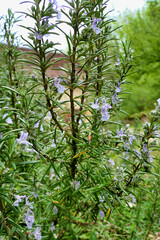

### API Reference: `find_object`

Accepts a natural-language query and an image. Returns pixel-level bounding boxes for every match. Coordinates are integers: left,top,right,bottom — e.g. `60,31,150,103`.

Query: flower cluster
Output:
17,131,32,147
112,82,122,105
33,227,42,240
17,131,38,154
91,97,111,121
141,144,153,163
25,209,35,229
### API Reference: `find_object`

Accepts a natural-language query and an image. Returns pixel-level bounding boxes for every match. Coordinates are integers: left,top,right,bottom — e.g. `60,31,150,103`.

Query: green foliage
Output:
116,0,160,115
0,2,160,240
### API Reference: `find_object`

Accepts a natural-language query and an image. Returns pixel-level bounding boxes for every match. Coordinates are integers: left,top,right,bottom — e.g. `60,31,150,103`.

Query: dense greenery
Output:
0,1,160,240
116,0,160,115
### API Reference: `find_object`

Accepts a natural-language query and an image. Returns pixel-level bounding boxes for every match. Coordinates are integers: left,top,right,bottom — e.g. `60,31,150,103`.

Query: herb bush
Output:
0,1,160,239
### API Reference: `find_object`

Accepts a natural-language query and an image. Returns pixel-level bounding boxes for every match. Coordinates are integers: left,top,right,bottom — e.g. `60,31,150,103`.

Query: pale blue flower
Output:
108,158,115,166
54,77,66,93
53,206,58,214
117,128,123,140
115,82,121,93
35,31,43,40
92,18,101,34
99,210,104,219
17,131,32,147
143,144,153,162
74,180,80,190
34,120,44,131
3,113,13,124
115,58,121,66
13,195,25,207
51,139,56,148
101,98,111,121
129,194,136,203
33,227,42,240
56,10,61,20
25,196,34,209
133,150,141,159
50,169,55,180
45,111,52,122
101,109,110,121
33,187,38,198
128,134,136,144
91,98,99,109
25,209,34,229
157,98,160,106
112,93,117,104
50,222,56,232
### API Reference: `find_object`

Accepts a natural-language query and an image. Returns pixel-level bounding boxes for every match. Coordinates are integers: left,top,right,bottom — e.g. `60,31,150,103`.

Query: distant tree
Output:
117,0,160,115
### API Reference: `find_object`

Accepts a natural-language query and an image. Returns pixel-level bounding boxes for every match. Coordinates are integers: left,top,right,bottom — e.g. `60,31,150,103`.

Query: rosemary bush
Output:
0,0,160,239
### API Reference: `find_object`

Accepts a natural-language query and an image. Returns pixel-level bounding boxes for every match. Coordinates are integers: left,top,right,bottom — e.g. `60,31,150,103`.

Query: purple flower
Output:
34,120,43,131
26,147,38,154
54,0,65,20
112,93,117,104
56,10,61,20
133,150,141,159
3,114,13,124
25,209,34,229
51,139,56,148
17,131,33,147
13,195,25,206
128,134,136,144
117,128,123,140
54,77,66,93
129,194,136,203
35,31,43,40
74,180,80,190
50,169,55,180
53,206,58,214
25,196,34,209
33,227,42,240
115,82,121,93
108,158,115,166
115,58,121,66
99,210,104,219
101,109,110,121
101,98,111,121
50,222,56,232
33,188,38,198
143,144,153,162
45,112,52,122
92,18,101,34
91,98,100,109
